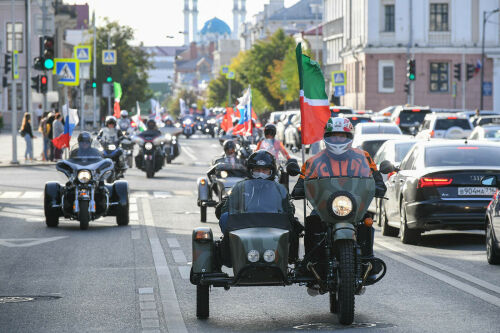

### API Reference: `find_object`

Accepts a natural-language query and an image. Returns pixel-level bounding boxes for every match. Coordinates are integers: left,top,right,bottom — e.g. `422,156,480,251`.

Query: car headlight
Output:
331,195,353,217
145,142,153,150
107,144,116,150
77,170,92,183
247,250,259,263
165,134,172,140
263,250,275,263
220,171,228,178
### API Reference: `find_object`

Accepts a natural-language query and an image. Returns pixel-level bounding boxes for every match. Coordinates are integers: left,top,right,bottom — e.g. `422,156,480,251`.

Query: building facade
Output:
323,0,500,111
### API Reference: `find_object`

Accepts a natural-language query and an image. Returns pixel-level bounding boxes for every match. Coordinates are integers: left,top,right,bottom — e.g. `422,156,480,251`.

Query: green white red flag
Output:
296,43,330,145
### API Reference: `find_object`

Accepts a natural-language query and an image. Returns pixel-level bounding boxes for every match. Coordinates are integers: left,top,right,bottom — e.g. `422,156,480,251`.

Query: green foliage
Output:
207,75,243,108
91,19,153,112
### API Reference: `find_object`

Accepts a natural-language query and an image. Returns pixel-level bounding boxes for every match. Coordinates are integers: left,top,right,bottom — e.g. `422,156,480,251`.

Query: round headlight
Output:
220,170,228,178
332,195,353,217
145,142,153,150
165,134,172,140
263,250,275,263
77,170,92,183
247,250,260,263
107,144,116,150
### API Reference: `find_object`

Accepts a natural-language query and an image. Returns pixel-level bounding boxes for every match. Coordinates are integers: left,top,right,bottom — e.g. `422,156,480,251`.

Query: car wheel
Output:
381,203,398,237
399,204,421,245
486,220,500,265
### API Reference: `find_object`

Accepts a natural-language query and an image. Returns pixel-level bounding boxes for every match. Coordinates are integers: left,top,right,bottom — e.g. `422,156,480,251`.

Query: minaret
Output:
240,0,246,25
233,0,239,39
192,0,199,43
183,0,190,45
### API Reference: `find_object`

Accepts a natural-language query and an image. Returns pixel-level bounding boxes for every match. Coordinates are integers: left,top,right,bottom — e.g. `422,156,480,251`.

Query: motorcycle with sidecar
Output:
190,160,388,325
44,142,129,230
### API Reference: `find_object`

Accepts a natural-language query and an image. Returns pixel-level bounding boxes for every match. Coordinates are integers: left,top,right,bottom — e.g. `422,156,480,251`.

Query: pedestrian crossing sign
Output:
221,65,229,75
332,71,346,86
53,58,80,86
102,50,117,65
74,45,91,63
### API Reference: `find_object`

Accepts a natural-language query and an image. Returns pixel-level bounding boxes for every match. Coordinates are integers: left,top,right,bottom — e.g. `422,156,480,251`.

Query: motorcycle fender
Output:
333,223,356,242
192,227,214,274
197,177,210,202
44,182,62,216
112,180,129,207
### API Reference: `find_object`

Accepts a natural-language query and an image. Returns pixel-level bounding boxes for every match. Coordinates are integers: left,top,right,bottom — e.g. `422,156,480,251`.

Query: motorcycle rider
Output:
117,110,131,132
213,140,244,166
291,117,386,282
164,116,175,127
97,116,124,143
70,132,102,158
215,150,302,267
139,119,162,138
255,123,291,161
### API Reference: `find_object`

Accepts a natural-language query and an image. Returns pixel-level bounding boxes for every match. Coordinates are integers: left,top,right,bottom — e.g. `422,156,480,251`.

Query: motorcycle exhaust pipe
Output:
362,261,373,285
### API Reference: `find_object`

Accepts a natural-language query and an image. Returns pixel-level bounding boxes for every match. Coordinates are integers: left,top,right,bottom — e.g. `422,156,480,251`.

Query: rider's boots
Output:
357,219,381,284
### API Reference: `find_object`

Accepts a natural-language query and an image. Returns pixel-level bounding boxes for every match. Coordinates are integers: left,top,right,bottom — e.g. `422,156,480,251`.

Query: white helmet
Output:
323,117,354,155
120,110,128,118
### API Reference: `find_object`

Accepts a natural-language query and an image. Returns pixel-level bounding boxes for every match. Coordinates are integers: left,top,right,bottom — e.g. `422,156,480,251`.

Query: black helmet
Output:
105,116,117,126
264,123,277,137
223,140,236,154
247,150,277,180
77,132,92,148
146,119,156,130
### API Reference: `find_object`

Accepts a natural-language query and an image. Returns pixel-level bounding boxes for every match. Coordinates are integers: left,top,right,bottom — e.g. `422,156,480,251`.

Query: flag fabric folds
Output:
296,43,330,145
131,101,146,132
233,86,252,136
179,98,188,116
52,104,79,149
221,107,234,133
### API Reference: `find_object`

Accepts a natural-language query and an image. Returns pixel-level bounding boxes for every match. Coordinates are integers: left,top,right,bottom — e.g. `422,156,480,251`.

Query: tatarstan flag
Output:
296,43,330,144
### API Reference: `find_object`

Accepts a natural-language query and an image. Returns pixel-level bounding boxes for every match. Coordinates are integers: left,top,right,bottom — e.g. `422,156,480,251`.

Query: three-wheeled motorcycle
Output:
190,160,387,325
44,142,130,230
197,161,248,223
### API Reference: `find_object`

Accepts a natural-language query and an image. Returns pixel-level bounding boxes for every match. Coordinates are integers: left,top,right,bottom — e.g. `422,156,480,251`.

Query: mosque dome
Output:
200,17,231,36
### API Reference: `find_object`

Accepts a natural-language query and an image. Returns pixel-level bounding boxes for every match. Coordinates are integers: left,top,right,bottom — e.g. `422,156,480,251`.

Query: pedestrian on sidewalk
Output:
19,113,36,162
38,112,49,161
52,113,64,160
46,112,56,161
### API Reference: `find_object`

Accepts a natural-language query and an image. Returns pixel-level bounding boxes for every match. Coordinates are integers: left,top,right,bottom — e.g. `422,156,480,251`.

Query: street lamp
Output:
480,8,500,110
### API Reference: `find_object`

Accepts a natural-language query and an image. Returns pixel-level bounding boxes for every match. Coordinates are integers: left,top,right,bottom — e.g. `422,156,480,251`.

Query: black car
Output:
342,114,373,127
482,175,500,265
391,105,431,135
380,140,500,244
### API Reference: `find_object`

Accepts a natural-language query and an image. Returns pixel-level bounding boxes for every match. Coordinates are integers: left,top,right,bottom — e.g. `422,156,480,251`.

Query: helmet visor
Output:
324,134,350,144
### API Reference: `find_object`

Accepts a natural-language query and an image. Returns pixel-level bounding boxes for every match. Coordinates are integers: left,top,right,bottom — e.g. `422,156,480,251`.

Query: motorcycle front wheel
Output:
335,239,356,325
79,200,90,230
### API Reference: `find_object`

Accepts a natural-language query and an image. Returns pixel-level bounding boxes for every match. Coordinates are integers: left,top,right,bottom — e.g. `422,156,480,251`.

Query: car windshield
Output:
360,140,387,157
434,118,471,130
395,142,417,162
484,129,500,139
360,125,401,134
399,110,430,124
425,146,500,167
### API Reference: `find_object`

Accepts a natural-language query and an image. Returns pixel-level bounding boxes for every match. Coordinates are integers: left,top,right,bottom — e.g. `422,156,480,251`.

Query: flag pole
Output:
301,145,306,224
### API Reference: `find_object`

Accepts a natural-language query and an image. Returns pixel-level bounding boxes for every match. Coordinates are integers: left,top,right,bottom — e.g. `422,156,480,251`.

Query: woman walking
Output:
52,113,64,160
19,113,36,162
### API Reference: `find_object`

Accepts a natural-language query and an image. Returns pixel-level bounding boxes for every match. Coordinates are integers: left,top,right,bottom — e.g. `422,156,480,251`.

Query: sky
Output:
70,0,300,46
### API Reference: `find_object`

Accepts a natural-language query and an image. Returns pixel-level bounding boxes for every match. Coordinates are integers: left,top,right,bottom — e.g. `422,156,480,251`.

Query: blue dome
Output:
200,17,231,36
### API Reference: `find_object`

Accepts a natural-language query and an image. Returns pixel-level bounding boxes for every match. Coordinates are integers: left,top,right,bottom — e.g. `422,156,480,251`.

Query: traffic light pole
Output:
80,79,84,130
107,36,112,116
10,0,18,164
25,0,33,124
42,0,48,116
92,10,97,128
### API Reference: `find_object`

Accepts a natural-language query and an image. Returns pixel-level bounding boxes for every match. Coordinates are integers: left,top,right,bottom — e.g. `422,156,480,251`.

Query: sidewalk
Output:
0,132,54,167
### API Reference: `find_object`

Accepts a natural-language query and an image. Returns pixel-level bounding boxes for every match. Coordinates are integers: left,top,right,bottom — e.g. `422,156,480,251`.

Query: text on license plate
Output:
458,187,497,196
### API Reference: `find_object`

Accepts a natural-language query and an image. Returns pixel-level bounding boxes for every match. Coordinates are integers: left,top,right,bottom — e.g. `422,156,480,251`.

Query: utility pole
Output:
11,0,18,164
461,51,466,109
42,0,48,114
107,35,111,116
92,10,97,128
25,0,33,122
480,9,500,110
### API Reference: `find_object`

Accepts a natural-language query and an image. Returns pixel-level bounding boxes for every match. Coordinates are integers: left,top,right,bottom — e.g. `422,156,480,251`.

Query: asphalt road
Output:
0,135,499,333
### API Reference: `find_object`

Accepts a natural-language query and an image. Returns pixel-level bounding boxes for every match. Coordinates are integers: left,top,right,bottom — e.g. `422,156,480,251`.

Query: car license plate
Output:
458,187,496,196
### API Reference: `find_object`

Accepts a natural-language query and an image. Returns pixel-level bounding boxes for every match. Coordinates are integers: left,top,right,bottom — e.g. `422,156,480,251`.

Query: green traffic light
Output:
409,73,415,81
43,58,54,70
92,82,97,88
106,77,112,83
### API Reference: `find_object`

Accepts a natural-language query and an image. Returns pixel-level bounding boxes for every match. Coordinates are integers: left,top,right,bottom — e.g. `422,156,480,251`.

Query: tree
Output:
207,74,243,107
166,88,197,117
266,46,300,108
92,19,153,114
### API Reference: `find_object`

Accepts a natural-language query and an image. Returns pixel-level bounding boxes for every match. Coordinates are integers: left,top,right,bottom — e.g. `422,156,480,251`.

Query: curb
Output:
0,161,56,168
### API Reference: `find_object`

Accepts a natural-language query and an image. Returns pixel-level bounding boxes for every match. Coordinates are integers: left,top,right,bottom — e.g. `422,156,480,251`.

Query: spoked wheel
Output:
399,204,421,245
336,239,356,325
200,205,207,223
79,200,90,230
486,220,500,265
329,291,339,314
196,285,209,319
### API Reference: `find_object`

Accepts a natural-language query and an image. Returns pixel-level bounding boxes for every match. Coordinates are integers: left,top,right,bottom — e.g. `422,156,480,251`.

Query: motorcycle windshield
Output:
68,142,103,164
239,179,287,214
215,162,248,178
305,177,375,225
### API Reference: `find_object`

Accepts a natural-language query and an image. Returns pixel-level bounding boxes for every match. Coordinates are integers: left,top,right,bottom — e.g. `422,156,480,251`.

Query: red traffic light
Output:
41,76,47,84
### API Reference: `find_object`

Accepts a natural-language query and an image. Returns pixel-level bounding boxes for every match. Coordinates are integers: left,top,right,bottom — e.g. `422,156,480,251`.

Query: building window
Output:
378,60,395,93
430,3,449,32
6,23,24,53
384,5,395,32
430,62,449,92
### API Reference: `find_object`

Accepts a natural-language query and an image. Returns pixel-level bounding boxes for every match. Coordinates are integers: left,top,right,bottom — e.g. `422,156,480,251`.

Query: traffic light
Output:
406,59,416,81
4,54,12,74
453,63,461,81
40,75,48,93
466,64,475,81
404,83,410,94
104,66,112,82
42,36,54,70
2,76,8,88
33,56,44,70
92,80,97,88
31,75,40,92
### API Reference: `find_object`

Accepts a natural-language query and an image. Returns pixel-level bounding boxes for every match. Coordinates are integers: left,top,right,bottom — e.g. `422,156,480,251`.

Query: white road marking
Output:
153,191,172,198
130,204,138,213
1,207,40,216
140,302,157,310
0,191,22,199
130,197,137,204
377,240,500,295
20,191,43,199
142,198,187,333
0,236,67,248
138,287,154,294
166,238,180,248
132,191,151,198
178,266,191,280
172,249,187,263
139,294,155,302
141,310,158,319
182,146,197,161
375,245,500,308
130,212,139,221
172,190,194,197
142,319,160,329
211,144,218,148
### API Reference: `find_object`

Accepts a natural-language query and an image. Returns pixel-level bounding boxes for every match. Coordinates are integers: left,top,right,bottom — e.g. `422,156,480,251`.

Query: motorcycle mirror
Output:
379,160,397,174
286,159,301,176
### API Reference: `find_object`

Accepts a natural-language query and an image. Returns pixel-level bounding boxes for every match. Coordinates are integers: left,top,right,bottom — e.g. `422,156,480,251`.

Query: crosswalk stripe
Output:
0,191,22,199
20,191,43,199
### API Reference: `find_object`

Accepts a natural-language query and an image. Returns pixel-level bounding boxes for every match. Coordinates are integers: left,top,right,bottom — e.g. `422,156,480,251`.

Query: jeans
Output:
43,137,49,160
24,134,33,159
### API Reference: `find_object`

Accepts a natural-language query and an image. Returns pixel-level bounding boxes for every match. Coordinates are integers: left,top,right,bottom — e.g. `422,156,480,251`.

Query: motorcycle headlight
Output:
220,171,228,178
331,195,353,217
165,134,172,140
263,250,275,263
77,170,92,183
107,144,116,150
145,142,153,150
247,250,259,263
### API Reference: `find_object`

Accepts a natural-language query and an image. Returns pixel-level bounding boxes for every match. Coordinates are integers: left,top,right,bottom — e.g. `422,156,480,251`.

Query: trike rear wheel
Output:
196,285,209,319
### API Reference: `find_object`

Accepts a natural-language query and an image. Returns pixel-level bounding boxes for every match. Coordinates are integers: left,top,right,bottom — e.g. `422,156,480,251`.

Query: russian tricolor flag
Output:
53,104,79,149
233,86,252,136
